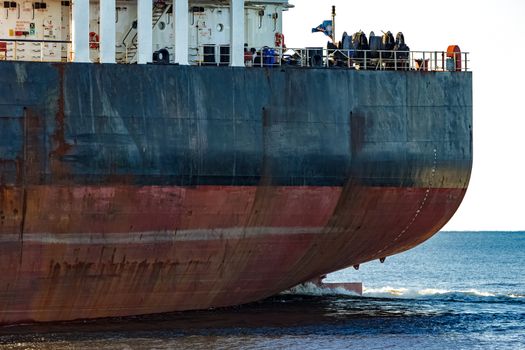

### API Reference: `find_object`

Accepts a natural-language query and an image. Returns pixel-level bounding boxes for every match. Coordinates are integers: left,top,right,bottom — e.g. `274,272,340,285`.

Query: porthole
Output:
158,21,166,30
216,23,224,32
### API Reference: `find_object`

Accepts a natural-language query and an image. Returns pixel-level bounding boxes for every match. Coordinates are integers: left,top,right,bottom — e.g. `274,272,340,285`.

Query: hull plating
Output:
0,62,472,324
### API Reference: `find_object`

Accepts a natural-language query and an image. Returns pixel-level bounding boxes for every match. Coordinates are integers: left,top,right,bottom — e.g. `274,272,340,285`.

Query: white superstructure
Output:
0,0,291,65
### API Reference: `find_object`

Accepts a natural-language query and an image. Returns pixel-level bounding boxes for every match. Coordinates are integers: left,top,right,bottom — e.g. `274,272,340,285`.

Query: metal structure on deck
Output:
0,0,468,71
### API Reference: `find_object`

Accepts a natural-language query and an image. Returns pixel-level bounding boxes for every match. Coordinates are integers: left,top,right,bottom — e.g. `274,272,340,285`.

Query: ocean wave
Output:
284,283,524,302
365,287,505,300
508,293,525,299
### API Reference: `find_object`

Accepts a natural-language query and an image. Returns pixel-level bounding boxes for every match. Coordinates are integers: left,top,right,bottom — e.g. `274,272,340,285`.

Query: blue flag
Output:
312,20,333,38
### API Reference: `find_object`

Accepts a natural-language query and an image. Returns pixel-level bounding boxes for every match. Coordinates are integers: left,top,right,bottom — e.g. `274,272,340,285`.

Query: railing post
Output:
394,52,397,70
364,50,367,70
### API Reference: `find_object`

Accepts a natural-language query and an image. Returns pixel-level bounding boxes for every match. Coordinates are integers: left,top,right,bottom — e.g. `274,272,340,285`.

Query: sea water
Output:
1,232,524,349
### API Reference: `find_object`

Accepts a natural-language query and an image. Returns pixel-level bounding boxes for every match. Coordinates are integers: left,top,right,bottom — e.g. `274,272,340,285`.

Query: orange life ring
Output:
89,31,99,49
274,32,285,48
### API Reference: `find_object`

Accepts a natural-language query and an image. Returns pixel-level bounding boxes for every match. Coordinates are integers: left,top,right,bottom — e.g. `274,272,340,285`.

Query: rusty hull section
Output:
0,62,472,324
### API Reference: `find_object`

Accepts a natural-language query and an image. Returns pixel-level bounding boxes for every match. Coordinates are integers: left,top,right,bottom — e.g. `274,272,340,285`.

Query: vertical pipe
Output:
72,0,90,62
100,0,116,63
174,0,189,65
230,0,245,67
331,5,336,43
137,0,153,64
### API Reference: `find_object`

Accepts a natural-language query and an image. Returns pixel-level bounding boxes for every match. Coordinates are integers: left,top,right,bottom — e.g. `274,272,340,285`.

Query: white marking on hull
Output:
0,227,342,244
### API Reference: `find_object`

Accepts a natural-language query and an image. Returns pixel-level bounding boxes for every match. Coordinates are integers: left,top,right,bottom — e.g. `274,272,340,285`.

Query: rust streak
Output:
50,64,73,181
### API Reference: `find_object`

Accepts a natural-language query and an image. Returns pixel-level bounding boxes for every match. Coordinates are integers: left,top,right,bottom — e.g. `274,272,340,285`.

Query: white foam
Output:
285,283,522,302
362,286,409,298
417,288,451,296
509,294,525,299
363,287,506,300
461,289,496,297
283,282,361,297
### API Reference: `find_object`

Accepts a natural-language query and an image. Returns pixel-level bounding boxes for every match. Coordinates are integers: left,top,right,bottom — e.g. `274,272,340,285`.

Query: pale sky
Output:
283,0,525,231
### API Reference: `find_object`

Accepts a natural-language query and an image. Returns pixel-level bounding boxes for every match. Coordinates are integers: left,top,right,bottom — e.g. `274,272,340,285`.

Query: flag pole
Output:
332,5,336,43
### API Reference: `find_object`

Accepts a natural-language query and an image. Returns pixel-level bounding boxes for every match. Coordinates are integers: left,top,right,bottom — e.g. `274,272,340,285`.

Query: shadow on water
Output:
0,295,433,329
0,294,473,341
0,293,523,349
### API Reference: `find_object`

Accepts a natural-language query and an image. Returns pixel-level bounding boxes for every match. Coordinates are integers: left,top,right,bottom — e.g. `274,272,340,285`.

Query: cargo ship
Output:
0,0,472,325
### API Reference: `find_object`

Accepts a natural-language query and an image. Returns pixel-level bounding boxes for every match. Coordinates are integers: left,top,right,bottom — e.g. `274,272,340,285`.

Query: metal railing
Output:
0,38,72,62
189,45,470,72
0,40,470,72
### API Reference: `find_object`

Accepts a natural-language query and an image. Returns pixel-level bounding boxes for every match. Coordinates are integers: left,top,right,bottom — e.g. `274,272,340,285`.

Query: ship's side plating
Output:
0,61,472,324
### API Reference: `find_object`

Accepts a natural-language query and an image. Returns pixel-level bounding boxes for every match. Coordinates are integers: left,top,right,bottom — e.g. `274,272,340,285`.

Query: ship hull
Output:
0,62,472,324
